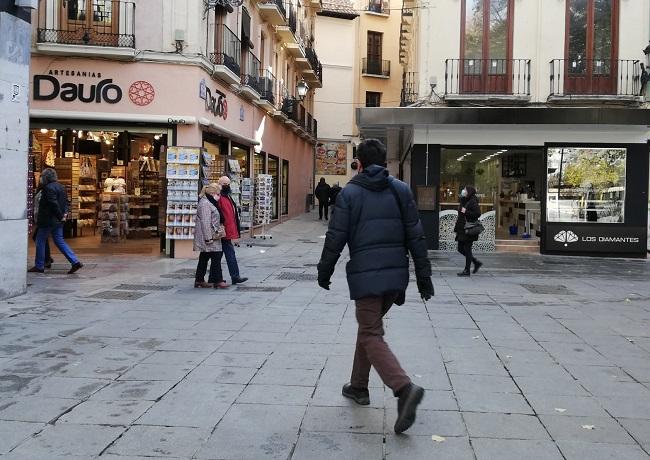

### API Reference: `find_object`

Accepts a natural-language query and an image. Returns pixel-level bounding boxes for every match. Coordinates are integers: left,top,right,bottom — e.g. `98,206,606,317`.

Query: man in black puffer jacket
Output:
317,139,434,434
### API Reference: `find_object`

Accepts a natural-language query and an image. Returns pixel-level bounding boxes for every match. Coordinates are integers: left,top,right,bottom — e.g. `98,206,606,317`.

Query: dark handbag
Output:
464,221,485,236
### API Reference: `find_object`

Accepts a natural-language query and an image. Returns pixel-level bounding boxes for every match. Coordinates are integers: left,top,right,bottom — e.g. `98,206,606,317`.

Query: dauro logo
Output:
33,74,122,104
554,230,579,247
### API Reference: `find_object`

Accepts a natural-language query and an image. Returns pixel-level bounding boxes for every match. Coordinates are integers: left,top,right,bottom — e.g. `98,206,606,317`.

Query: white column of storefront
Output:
0,9,31,299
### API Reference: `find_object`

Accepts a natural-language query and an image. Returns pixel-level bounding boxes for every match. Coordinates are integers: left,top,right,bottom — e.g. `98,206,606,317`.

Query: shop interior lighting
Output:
40,128,48,134
154,134,160,140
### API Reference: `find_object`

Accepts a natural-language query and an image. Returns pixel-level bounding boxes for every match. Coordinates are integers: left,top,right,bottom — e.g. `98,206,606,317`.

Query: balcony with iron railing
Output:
257,70,277,110
444,58,531,104
36,0,135,52
304,46,323,87
400,71,418,106
362,58,390,78
257,0,287,26
210,24,241,85
241,51,262,100
549,59,642,104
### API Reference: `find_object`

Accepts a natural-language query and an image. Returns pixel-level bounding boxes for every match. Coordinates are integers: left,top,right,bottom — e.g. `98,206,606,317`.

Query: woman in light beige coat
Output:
194,183,228,289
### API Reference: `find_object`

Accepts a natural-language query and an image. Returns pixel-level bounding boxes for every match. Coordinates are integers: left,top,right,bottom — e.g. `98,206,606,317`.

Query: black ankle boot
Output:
342,383,370,405
457,270,470,277
395,383,424,433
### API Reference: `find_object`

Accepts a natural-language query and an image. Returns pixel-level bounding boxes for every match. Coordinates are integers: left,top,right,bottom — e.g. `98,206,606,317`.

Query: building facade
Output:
314,0,403,186
28,0,322,259
358,0,650,257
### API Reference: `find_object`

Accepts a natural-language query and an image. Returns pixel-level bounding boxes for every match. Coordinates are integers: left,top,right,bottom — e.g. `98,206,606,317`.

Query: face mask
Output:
222,185,231,194
461,189,468,198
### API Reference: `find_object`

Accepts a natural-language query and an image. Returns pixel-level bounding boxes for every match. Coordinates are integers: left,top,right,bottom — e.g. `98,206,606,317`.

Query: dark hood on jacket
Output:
349,164,390,192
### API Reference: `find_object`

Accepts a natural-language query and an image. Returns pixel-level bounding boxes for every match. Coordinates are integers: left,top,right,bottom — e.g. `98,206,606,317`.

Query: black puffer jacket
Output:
454,187,481,242
37,175,69,228
317,165,431,300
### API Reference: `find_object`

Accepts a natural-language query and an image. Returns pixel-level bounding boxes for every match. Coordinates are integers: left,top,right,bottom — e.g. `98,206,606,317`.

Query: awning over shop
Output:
30,109,196,125
198,117,260,146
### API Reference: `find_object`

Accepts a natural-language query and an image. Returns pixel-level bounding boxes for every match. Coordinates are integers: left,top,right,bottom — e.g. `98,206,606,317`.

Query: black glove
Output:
416,277,434,301
318,276,331,290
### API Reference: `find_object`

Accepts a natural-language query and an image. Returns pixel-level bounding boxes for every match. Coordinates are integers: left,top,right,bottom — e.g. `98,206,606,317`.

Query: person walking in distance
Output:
328,182,342,215
217,176,248,285
28,168,83,274
314,177,331,220
194,183,228,289
31,180,53,269
455,185,483,276
317,139,434,434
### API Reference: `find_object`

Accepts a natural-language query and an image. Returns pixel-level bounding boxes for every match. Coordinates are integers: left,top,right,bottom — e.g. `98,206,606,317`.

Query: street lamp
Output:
296,79,309,101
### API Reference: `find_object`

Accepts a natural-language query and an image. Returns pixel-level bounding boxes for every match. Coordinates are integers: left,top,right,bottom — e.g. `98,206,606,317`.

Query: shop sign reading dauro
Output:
32,70,155,106
200,78,228,120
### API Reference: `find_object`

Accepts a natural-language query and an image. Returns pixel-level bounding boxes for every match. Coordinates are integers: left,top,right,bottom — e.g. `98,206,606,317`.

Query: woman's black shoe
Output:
457,270,470,277
342,383,370,405
473,261,483,274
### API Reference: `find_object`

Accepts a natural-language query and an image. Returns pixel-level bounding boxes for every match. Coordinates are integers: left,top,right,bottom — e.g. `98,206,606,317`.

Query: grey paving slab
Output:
237,384,313,405
291,432,383,460
89,380,175,401
597,395,650,419
463,412,551,440
540,415,637,444
449,374,520,394
301,406,384,434
0,396,80,423
618,418,650,447
59,399,154,425
8,423,123,457
185,365,258,384
195,404,305,460
472,438,564,460
201,352,268,368
385,435,475,460
117,363,194,381
107,425,210,458
141,350,212,366
525,394,610,417
385,409,467,437
250,366,322,386
0,420,45,454
23,376,108,399
456,391,534,414
556,441,650,460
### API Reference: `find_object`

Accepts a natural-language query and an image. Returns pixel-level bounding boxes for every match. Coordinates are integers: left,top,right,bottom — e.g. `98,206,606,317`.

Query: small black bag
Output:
464,221,485,236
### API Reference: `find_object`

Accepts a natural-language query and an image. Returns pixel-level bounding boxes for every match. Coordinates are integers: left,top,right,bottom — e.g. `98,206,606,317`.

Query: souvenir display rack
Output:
240,178,253,229
127,157,160,238
165,147,201,240
253,174,273,239
99,193,128,243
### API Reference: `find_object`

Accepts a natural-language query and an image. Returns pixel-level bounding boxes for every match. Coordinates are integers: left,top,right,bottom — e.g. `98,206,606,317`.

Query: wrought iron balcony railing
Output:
400,71,418,106
445,58,531,96
242,51,262,93
288,5,297,35
306,46,323,83
36,0,135,48
549,59,641,97
210,24,241,76
362,58,390,77
259,70,277,105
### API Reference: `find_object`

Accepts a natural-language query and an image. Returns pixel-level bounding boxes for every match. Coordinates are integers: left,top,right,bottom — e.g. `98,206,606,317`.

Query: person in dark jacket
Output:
217,176,248,285
454,185,483,276
29,168,83,274
314,178,331,220
328,183,342,212
317,139,434,434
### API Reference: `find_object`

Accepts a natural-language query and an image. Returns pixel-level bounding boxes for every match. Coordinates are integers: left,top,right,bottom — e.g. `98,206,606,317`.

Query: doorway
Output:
564,0,619,95
61,0,120,46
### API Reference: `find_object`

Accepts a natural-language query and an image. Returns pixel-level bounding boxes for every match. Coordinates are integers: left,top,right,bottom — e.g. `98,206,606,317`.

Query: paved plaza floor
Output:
1,214,650,459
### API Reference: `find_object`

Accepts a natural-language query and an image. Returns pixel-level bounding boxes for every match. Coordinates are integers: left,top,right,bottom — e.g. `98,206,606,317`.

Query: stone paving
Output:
1,214,650,459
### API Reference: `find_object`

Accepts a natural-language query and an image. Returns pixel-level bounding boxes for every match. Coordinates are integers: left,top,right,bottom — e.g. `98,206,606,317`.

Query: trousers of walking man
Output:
317,139,434,434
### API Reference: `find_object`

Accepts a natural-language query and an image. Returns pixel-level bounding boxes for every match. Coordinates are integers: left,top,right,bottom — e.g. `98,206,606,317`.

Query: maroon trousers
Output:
350,294,411,395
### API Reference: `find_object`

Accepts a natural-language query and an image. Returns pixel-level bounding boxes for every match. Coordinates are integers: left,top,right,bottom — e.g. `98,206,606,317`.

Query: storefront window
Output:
282,159,289,215
546,147,626,223
268,155,279,220
439,148,498,213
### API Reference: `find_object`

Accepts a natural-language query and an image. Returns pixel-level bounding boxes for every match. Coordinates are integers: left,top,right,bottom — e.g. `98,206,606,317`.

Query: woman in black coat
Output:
454,185,483,276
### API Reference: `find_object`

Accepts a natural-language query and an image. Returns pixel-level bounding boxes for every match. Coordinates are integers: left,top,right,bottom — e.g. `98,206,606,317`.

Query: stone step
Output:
496,240,540,253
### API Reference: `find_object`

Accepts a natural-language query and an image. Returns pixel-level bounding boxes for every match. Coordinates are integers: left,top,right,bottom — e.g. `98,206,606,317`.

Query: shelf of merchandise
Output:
99,193,128,243
55,158,80,220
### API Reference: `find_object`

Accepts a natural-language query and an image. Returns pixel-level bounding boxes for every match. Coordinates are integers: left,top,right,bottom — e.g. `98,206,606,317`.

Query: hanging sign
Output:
200,78,228,120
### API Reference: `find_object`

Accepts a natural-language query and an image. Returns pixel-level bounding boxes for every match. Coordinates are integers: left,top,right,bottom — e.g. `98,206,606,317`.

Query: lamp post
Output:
296,79,309,101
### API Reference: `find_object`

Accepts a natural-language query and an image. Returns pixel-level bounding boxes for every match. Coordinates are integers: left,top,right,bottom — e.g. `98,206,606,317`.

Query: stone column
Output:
0,3,32,299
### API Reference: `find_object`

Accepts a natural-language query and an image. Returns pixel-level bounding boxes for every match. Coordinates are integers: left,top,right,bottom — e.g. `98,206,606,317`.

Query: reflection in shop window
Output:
546,147,626,223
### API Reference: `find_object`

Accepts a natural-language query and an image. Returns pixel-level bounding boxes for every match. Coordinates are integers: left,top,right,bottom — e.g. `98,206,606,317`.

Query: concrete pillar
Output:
0,4,32,299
